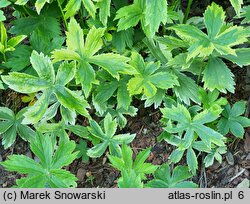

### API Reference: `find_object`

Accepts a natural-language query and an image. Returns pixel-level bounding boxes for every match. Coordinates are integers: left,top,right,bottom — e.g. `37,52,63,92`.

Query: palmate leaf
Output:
102,106,138,129
127,52,179,98
170,3,250,93
204,146,227,168
52,18,135,97
146,164,197,188
87,113,136,158
10,14,60,38
163,132,219,174
217,101,250,138
0,107,35,149
108,144,157,186
0,133,78,188
115,0,168,38
2,51,90,124
161,104,226,151
170,3,249,60
93,73,132,113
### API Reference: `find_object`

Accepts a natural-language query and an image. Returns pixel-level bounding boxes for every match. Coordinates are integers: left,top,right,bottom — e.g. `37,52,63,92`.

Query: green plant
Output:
217,101,250,138
160,104,226,174
146,164,197,188
169,2,250,93
108,144,158,188
52,18,135,97
0,133,78,187
0,107,35,148
2,50,90,124
0,22,26,62
87,113,136,158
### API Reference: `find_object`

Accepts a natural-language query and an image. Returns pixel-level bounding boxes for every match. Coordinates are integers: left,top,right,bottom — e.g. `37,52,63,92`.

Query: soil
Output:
0,0,250,188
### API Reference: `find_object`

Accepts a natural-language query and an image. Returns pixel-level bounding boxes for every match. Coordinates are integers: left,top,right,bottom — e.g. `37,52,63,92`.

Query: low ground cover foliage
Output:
0,0,250,188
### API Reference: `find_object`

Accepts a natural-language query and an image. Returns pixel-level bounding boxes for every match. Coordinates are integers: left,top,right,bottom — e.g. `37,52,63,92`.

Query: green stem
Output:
197,64,203,85
2,52,6,62
22,5,32,16
57,0,68,30
183,0,193,24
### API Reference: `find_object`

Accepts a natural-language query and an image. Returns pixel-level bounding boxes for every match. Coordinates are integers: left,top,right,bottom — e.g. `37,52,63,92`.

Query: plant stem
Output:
22,5,32,16
57,0,68,30
197,64,202,85
2,52,6,62
183,0,193,24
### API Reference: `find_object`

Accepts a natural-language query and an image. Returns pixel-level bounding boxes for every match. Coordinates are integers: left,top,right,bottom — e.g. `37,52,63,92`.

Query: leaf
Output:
1,155,45,174
2,72,50,94
10,15,60,38
115,0,168,38
241,6,250,23
108,144,157,184
143,0,168,38
146,164,197,188
30,30,64,55
87,114,135,158
3,51,90,123
218,101,250,138
128,52,178,98
51,140,78,169
0,10,5,21
173,72,201,105
118,169,143,188
3,45,32,71
204,2,225,38
203,57,235,93
54,86,89,118
222,48,250,67
82,26,105,57
64,0,81,19
66,18,85,53
49,169,77,188
0,107,35,148
115,4,142,31
23,91,52,124
35,0,48,14
82,0,96,19
75,139,89,162
55,62,75,85
161,104,225,172
112,29,134,53
187,148,198,175
98,0,111,26
30,51,55,82
170,3,249,61
0,0,11,8
1,133,78,188
237,178,250,188
229,0,243,16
